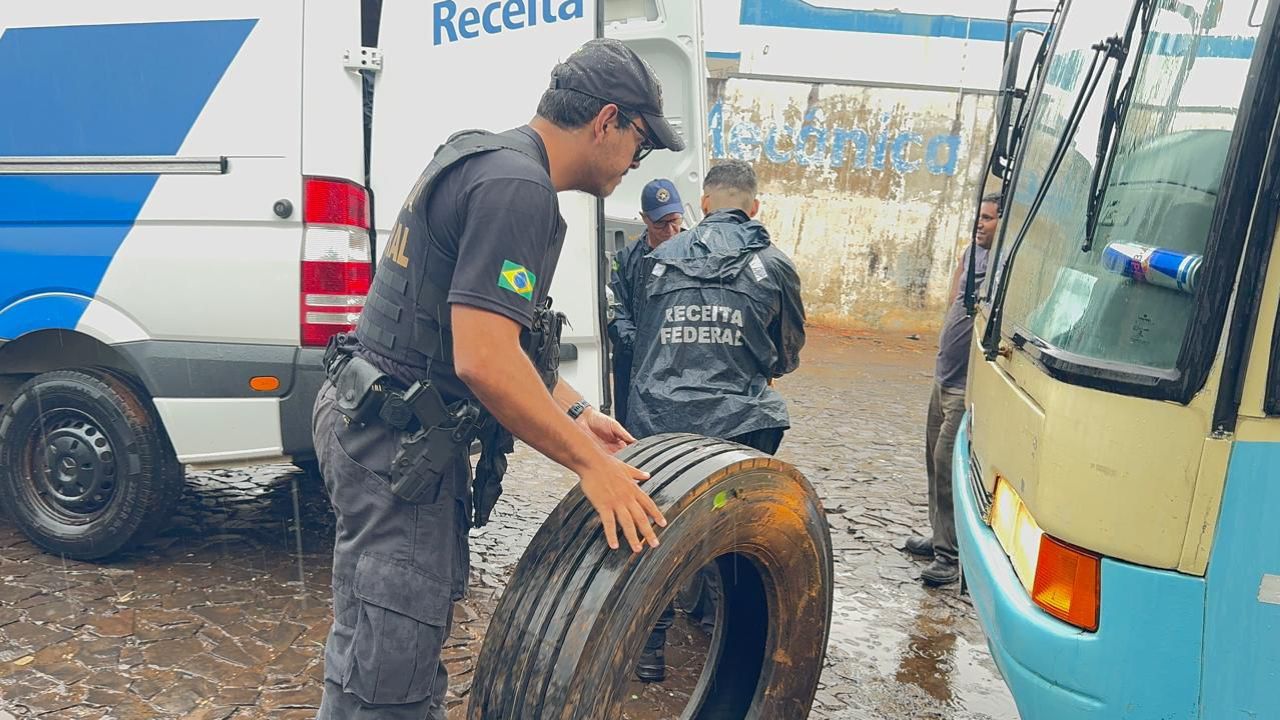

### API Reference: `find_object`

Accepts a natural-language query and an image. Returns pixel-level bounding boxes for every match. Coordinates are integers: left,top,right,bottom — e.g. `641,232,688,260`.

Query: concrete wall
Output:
708,79,994,330
699,0,1027,330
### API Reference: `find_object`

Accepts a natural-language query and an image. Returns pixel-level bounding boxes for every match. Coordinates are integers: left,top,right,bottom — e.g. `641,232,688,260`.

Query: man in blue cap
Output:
607,178,685,427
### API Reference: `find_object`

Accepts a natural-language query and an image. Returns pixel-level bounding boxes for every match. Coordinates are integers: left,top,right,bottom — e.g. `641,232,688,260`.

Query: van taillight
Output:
301,177,372,347
305,176,370,229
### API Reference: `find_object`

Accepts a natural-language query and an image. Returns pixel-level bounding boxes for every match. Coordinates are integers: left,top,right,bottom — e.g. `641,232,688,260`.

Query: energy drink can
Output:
1101,242,1202,294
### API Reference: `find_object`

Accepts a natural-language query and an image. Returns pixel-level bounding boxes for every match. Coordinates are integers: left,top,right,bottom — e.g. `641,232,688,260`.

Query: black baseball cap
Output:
549,38,686,153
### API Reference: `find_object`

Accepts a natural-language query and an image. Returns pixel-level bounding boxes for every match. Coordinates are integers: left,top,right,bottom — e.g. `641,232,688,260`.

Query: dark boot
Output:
905,535,935,559
635,646,666,683
636,605,674,682
921,557,960,586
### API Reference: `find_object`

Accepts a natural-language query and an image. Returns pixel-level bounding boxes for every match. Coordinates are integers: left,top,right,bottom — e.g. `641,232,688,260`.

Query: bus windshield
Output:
995,0,1268,379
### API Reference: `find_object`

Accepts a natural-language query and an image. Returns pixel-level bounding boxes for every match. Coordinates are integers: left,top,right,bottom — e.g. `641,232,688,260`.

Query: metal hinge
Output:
344,47,383,73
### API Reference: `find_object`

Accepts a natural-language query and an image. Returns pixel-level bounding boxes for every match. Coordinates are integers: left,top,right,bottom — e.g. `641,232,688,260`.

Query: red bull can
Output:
1102,242,1202,295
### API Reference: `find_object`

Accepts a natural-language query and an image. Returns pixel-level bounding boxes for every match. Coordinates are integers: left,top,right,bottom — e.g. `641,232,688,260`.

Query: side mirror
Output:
991,28,1046,177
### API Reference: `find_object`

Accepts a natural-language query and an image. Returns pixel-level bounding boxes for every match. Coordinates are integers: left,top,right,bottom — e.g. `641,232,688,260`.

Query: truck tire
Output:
0,368,184,560
470,434,834,720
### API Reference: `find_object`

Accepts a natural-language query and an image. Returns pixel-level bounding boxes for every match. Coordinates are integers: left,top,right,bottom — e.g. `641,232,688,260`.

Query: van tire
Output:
0,368,184,560
469,434,834,720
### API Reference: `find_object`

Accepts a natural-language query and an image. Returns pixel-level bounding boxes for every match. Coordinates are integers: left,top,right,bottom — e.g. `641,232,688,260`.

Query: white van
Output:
0,0,706,559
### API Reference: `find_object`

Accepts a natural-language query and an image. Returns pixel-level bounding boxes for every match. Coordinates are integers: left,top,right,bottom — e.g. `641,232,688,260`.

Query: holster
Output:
388,381,482,504
324,335,484,505
523,298,568,390
472,420,514,527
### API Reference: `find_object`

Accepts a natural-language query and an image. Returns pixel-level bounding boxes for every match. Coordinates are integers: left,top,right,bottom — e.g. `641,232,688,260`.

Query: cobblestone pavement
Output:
0,328,1018,719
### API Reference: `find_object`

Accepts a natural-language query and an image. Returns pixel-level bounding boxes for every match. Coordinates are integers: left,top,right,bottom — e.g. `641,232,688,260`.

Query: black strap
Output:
964,243,978,316
408,130,545,364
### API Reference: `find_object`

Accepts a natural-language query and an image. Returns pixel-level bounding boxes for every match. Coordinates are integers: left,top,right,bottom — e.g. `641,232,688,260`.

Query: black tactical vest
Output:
356,130,555,382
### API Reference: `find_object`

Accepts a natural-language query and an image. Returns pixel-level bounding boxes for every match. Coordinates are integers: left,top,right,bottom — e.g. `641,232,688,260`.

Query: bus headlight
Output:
989,477,1101,632
989,478,1044,590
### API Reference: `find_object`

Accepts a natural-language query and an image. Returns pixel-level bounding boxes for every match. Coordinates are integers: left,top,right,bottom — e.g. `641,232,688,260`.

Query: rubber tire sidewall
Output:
0,369,179,560
470,436,834,720
575,463,832,719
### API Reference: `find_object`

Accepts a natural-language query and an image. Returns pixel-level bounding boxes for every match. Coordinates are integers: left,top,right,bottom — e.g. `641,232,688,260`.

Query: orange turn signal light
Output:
250,376,281,392
1032,535,1101,632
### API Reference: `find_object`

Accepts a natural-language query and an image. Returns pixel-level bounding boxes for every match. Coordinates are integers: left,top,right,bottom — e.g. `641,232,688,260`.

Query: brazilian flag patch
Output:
498,260,536,300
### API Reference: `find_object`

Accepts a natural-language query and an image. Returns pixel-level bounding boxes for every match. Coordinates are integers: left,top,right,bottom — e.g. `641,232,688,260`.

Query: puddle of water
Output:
827,584,1019,718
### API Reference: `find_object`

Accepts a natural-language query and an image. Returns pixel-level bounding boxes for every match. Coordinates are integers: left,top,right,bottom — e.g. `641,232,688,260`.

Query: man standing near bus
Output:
608,179,685,427
312,39,682,719
906,193,1001,586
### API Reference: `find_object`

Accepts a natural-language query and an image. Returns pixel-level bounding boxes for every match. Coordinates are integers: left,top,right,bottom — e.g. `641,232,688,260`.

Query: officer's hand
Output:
578,456,667,553
576,408,635,454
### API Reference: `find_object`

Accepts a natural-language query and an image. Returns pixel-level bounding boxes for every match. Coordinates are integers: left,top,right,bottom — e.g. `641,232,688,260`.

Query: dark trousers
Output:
645,565,723,653
612,350,633,428
925,381,967,564
730,427,785,455
313,381,469,719
643,427,783,659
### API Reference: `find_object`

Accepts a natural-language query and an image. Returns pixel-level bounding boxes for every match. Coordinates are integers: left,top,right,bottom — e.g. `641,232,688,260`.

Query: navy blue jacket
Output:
627,210,806,440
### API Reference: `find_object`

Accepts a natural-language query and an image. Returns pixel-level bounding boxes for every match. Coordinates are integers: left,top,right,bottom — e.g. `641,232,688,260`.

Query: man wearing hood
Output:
626,159,806,453
626,159,805,682
608,178,685,428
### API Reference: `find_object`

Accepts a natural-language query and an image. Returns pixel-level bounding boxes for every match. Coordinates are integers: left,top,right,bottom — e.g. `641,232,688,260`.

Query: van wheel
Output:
0,368,184,560
470,434,834,719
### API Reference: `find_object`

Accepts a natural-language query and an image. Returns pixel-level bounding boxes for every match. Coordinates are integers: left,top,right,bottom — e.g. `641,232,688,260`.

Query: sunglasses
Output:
620,112,656,164
557,87,659,164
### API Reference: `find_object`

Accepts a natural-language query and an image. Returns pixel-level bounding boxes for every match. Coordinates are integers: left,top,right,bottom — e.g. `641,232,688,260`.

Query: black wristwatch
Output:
567,400,592,420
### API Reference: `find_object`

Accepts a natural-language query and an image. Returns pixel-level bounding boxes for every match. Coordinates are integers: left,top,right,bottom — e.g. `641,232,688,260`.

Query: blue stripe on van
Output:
740,0,1256,59
1148,30,1257,59
0,19,256,340
740,0,1049,41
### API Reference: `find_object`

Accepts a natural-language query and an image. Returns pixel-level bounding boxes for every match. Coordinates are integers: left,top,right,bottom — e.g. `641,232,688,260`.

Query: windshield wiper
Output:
1083,0,1160,252
982,35,1126,357
982,1,1153,359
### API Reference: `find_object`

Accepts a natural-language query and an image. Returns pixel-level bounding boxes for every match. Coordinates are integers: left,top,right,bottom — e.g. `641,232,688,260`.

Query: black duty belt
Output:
323,335,483,505
322,335,510,526
323,336,475,436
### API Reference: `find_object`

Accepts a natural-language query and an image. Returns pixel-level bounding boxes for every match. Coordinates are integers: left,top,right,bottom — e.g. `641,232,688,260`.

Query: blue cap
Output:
641,179,684,222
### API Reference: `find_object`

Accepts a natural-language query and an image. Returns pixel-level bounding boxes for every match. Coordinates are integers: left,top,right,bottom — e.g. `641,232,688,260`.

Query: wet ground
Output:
0,328,1018,719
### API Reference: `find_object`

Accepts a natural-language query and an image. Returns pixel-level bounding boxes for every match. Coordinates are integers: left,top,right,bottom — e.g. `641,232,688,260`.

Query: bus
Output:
955,0,1280,716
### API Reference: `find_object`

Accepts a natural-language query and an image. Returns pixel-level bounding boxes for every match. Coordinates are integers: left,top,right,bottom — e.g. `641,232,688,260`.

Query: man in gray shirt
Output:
906,194,1000,586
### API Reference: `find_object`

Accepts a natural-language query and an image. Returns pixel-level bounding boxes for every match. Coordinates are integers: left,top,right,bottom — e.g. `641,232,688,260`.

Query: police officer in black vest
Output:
313,39,683,719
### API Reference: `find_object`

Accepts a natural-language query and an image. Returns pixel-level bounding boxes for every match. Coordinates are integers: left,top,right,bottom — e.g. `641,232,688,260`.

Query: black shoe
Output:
635,648,665,682
904,535,935,559
921,558,960,586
